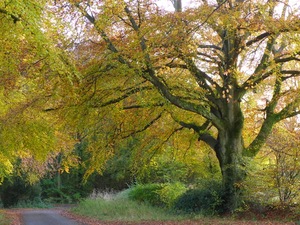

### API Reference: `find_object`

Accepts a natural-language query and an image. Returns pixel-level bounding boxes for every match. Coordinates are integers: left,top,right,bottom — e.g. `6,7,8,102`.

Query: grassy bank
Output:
71,188,300,224
72,198,189,222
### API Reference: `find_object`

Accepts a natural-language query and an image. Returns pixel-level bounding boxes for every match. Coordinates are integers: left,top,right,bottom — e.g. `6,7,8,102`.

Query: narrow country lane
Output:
21,209,86,225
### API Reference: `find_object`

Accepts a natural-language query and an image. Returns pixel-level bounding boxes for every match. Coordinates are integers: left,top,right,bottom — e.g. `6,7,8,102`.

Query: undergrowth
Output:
15,199,52,208
72,197,190,222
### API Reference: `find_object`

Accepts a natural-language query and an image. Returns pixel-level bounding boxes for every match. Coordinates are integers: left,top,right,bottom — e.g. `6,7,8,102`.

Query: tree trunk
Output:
217,134,246,212
215,130,246,212
172,0,182,12
215,99,246,212
57,171,62,190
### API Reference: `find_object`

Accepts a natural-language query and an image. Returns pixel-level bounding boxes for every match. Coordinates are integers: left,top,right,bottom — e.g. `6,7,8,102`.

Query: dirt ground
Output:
3,207,299,225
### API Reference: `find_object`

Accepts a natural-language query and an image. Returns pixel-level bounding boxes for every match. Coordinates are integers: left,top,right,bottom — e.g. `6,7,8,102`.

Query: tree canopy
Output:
0,0,299,212
0,0,77,182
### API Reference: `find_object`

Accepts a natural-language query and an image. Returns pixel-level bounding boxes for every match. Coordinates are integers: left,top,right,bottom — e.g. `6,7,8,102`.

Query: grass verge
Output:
72,198,189,222
0,211,10,225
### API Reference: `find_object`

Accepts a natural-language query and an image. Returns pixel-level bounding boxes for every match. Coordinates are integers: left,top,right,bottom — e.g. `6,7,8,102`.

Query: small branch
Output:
197,51,220,63
188,0,228,34
198,44,222,51
123,102,165,110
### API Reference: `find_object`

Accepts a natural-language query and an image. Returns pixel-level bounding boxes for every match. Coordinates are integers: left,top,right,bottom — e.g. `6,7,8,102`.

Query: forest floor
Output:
3,206,300,225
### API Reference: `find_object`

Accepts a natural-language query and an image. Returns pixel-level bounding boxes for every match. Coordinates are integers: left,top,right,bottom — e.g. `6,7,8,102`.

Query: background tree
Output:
244,119,300,209
59,0,300,212
0,0,77,182
265,121,300,206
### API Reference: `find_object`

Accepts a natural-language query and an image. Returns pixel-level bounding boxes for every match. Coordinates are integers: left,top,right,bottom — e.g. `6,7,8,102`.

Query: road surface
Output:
22,209,86,225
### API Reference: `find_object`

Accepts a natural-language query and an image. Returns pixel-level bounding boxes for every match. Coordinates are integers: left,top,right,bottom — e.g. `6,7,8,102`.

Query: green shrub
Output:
0,177,42,208
128,183,164,206
157,182,187,208
15,198,51,208
40,173,91,204
42,187,72,203
173,185,224,215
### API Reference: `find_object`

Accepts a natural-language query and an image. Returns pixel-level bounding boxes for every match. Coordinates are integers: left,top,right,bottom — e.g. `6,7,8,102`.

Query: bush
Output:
42,187,73,203
128,183,164,206
40,176,90,203
157,182,187,208
173,185,224,215
15,198,51,208
0,177,42,208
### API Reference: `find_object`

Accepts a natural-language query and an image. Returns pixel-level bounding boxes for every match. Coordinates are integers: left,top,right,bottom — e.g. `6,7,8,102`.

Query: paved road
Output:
22,209,85,225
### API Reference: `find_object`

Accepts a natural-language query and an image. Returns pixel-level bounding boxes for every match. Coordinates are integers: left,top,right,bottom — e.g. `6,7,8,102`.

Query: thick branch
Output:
178,120,217,149
176,119,210,133
171,115,217,149
244,114,278,157
164,62,188,69
246,32,271,47
75,4,128,65
242,38,277,90
121,110,164,138
198,133,218,149
183,57,221,97
90,86,153,108
280,70,300,75
281,70,300,79
0,8,20,23
276,99,300,121
145,68,224,130
275,55,300,64
245,66,299,157
265,71,282,115
253,36,276,75
124,5,151,67
122,5,223,130
246,17,300,47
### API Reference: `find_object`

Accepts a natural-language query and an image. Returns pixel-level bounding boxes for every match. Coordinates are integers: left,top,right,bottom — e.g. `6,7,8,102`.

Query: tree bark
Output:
216,130,246,212
213,95,246,212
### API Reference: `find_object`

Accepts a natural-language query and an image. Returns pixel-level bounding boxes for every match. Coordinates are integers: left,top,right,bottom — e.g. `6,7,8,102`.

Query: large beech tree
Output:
63,0,300,211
